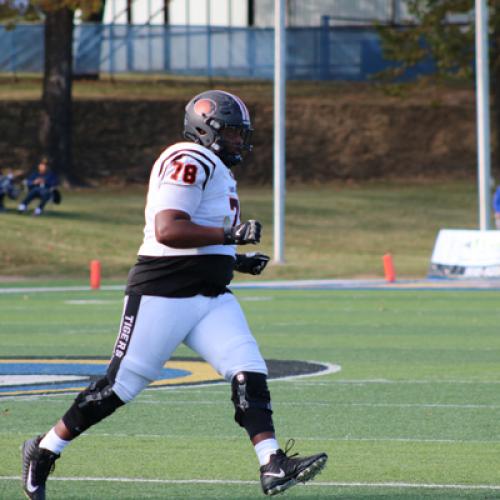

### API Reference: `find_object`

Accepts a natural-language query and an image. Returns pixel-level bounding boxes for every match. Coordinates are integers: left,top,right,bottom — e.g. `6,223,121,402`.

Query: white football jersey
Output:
138,142,240,257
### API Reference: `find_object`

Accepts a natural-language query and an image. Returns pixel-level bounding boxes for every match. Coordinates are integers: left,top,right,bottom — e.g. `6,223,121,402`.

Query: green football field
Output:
1,286,500,499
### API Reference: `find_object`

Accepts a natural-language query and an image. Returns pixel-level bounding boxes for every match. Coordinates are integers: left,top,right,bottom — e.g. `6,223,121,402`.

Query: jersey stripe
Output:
179,148,217,171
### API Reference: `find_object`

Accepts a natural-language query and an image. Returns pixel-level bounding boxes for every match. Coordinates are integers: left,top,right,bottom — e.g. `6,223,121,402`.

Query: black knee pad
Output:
62,376,125,437
231,372,274,439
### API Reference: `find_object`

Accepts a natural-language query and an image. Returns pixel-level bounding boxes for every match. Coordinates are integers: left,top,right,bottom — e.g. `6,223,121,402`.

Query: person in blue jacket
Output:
18,157,60,216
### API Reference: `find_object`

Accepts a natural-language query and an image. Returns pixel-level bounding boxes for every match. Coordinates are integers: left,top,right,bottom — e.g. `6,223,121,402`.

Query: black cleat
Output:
260,440,328,496
21,435,59,500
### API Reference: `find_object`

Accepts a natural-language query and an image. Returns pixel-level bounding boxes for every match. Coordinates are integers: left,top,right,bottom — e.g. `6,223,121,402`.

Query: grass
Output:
0,73,366,101
0,180,479,281
0,74,329,101
0,74,472,103
0,287,499,499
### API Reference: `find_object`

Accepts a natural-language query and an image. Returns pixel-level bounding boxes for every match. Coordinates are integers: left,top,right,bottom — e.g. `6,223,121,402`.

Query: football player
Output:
21,90,328,499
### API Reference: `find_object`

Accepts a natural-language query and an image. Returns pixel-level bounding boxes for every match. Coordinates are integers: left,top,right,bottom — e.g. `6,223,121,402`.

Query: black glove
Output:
235,252,270,275
224,219,262,245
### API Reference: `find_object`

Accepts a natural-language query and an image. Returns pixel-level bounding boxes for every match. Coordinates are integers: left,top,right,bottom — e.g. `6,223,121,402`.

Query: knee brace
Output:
231,372,274,439
62,376,125,437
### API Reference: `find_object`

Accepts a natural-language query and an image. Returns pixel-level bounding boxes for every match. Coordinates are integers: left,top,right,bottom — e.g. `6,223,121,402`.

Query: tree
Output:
39,0,104,184
0,1,41,23
1,0,104,184
39,2,76,183
378,0,500,169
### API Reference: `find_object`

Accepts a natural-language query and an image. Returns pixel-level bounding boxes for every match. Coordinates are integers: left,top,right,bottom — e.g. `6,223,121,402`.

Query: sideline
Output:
2,278,500,294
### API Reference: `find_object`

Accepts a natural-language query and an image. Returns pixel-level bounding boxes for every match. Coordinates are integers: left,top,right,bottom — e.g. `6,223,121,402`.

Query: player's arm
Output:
155,209,224,248
155,210,262,248
154,155,261,248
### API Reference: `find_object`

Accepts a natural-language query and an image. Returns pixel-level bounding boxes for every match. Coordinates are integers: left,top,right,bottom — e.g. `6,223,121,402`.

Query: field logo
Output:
0,357,333,398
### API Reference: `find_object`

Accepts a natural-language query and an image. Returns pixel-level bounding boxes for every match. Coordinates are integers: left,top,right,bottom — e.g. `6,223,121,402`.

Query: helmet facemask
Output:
212,124,253,167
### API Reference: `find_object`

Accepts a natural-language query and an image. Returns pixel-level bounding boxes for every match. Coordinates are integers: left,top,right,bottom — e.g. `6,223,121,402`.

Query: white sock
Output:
254,438,279,466
39,428,71,455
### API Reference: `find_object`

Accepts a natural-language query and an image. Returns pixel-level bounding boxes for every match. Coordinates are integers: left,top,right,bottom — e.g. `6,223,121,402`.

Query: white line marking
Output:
294,379,500,385
326,482,500,491
4,431,498,445
2,277,500,294
64,300,118,305
121,400,500,410
80,434,500,445
238,296,273,302
0,375,85,386
298,436,500,444
0,285,124,294
1,476,499,490
7,396,499,411
348,402,500,409
325,482,500,491
6,393,499,411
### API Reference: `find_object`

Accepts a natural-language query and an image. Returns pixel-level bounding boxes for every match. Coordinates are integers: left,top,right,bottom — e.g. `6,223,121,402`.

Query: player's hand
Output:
224,220,261,245
235,252,270,275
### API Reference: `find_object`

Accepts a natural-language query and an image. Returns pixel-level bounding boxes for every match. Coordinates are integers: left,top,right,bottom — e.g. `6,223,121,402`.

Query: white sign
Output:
429,229,500,278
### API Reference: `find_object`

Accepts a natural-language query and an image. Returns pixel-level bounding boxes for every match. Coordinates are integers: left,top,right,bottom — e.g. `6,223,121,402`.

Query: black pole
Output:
126,0,132,24
247,0,254,26
164,0,169,24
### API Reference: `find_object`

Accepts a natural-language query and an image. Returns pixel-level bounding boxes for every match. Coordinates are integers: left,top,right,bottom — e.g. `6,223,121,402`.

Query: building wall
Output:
255,0,403,27
168,0,247,26
103,0,248,26
101,0,472,27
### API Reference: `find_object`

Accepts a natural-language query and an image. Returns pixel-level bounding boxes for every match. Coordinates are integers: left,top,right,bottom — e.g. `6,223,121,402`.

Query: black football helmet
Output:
183,90,253,166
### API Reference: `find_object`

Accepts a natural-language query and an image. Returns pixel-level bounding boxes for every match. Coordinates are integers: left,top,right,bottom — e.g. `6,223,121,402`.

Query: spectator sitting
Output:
0,169,21,212
18,158,60,216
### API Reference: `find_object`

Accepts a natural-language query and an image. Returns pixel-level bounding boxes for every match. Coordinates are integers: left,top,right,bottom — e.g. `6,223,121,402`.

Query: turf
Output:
0,287,499,499
0,180,480,280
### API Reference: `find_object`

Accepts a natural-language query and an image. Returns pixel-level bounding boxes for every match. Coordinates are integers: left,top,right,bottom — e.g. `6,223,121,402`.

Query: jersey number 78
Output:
170,161,197,184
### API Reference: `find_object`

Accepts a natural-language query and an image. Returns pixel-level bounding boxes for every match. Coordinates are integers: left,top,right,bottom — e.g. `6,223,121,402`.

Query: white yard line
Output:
125,400,500,409
294,379,500,385
9,397,499,410
3,431,498,444
0,285,124,294
0,476,499,490
2,277,500,294
80,434,500,445
347,402,500,409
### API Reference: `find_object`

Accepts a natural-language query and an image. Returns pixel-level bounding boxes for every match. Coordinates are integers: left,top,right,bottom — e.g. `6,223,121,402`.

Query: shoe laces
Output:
283,438,299,459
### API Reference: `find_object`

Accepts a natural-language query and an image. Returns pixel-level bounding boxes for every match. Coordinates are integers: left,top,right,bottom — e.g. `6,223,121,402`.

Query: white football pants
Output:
108,293,268,402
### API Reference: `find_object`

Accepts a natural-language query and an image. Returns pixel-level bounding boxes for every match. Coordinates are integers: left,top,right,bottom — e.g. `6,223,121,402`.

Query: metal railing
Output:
0,23,435,81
